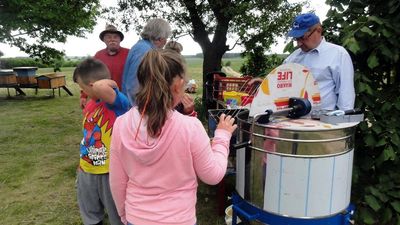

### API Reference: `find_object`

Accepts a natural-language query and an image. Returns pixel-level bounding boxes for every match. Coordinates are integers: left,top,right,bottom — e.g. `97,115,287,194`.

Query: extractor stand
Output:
231,192,355,225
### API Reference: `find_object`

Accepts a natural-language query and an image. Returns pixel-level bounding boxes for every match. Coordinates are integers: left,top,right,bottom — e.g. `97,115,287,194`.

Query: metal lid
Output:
0,69,15,76
12,67,38,70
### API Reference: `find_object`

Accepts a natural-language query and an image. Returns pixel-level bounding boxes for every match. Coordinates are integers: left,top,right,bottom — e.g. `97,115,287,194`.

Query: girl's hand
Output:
217,114,237,134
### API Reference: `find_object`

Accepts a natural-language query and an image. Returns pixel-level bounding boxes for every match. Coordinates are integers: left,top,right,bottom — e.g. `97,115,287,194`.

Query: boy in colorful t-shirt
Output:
73,58,129,225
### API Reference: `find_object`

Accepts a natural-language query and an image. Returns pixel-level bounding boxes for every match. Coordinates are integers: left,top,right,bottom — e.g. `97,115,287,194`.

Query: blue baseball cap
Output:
287,13,320,38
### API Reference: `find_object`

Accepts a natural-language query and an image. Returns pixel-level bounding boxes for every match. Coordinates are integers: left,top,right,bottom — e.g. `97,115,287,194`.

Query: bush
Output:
0,57,46,69
0,57,82,70
240,47,285,77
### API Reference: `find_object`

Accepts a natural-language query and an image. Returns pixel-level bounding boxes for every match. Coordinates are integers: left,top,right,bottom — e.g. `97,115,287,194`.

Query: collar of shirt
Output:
141,38,156,49
299,37,326,55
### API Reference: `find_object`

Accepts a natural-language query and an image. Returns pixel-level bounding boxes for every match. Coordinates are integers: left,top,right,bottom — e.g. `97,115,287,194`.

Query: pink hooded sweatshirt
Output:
109,107,232,225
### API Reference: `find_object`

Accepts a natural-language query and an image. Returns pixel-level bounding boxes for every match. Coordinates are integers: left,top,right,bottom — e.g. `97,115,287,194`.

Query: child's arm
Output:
92,79,118,104
192,114,237,185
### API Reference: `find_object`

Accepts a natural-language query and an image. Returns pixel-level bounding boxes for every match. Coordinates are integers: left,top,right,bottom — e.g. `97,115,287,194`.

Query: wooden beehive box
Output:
17,76,37,85
13,67,38,85
36,73,66,89
13,67,38,76
0,70,17,85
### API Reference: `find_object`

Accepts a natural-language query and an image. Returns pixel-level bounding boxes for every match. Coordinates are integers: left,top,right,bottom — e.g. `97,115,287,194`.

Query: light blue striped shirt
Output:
284,38,355,110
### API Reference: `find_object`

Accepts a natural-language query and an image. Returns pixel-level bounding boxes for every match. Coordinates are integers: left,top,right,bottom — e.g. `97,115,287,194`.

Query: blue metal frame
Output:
232,192,355,225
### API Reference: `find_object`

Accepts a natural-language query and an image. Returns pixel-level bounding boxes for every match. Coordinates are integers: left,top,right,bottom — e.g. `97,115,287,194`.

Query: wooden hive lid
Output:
36,73,65,79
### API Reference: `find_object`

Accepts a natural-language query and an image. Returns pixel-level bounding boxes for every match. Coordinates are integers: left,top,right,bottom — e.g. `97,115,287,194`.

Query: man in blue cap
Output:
284,13,355,111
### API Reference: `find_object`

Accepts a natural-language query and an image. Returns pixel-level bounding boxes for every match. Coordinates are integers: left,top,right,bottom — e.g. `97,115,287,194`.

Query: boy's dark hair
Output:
73,58,110,84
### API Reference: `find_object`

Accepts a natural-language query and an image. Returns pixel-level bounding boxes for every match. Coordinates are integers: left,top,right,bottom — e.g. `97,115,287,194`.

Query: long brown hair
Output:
135,49,187,137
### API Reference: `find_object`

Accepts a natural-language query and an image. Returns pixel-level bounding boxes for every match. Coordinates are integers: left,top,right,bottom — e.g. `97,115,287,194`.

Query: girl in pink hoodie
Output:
109,49,237,225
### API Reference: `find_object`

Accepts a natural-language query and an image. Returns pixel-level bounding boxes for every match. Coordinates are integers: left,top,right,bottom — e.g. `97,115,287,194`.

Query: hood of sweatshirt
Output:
116,107,181,166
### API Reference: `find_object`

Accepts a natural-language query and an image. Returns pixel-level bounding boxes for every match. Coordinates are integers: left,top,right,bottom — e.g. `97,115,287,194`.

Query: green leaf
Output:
379,45,394,59
359,207,376,224
376,151,387,167
368,16,384,25
382,207,393,224
283,41,295,54
364,134,377,147
392,201,400,213
384,146,396,161
360,26,376,36
371,124,382,134
391,133,400,146
382,29,393,38
367,52,379,69
365,195,381,211
388,191,400,198
364,83,374,95
344,37,360,54
375,138,387,147
381,102,393,111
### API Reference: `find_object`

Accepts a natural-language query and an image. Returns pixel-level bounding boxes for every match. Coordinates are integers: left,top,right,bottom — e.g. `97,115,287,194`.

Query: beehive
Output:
36,73,66,89
13,67,38,86
0,70,17,85
13,67,38,76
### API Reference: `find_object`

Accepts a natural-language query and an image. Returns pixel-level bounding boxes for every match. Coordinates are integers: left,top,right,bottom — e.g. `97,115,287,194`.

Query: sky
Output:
0,0,329,58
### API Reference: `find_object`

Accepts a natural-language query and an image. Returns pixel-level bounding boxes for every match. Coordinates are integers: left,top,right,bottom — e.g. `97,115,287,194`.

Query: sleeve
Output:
121,51,133,96
106,89,130,116
126,60,143,106
335,49,355,110
109,119,128,224
191,120,232,185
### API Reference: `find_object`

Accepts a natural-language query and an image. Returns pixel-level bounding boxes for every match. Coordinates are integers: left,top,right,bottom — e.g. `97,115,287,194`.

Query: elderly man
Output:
80,25,129,109
122,19,195,116
284,13,355,110
121,18,172,105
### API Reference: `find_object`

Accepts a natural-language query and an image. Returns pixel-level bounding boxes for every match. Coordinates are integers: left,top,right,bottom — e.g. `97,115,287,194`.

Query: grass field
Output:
0,57,244,224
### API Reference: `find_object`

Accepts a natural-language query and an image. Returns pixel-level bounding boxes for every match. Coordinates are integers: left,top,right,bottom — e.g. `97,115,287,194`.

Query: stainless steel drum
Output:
234,109,358,218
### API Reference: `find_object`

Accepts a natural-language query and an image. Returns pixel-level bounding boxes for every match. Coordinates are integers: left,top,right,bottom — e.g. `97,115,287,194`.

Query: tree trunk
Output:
201,43,226,115
182,0,231,114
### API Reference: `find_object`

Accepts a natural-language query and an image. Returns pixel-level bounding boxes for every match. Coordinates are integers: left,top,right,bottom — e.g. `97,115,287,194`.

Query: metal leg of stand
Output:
232,208,238,225
15,87,26,96
61,86,73,96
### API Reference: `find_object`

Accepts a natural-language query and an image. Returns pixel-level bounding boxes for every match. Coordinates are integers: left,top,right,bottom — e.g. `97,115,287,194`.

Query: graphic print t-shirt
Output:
79,90,129,174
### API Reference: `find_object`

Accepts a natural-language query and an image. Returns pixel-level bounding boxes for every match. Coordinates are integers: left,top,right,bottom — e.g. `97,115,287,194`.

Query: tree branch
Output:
228,38,241,51
182,0,210,47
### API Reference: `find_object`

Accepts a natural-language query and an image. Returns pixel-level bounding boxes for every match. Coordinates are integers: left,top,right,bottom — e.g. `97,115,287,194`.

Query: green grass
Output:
0,57,244,225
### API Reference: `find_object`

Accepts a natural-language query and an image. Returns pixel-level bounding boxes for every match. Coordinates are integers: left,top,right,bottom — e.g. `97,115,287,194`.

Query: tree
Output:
108,0,302,109
240,47,285,77
0,0,100,63
324,1,400,224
